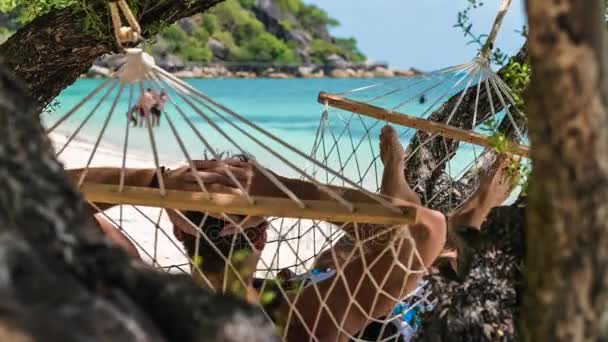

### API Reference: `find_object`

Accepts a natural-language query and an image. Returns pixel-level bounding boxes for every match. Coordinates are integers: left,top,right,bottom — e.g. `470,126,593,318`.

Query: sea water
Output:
44,77,524,198
45,78,383,155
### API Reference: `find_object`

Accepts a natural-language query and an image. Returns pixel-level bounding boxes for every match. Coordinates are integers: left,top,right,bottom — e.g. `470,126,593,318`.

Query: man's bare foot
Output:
478,154,521,208
450,154,520,229
444,154,520,279
379,125,420,204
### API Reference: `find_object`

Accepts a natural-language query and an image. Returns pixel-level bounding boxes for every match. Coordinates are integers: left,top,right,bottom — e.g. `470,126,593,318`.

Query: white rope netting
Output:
45,51,527,342
312,57,529,214
46,48,437,341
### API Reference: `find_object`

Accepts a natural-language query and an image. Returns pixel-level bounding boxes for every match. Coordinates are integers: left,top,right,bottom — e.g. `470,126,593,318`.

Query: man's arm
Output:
190,160,382,205
282,204,446,340
67,168,156,187
67,168,156,211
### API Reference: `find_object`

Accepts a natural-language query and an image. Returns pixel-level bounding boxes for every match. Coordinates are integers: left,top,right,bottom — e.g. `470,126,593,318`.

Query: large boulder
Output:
297,65,315,77
327,54,350,68
252,0,296,42
158,54,185,72
95,54,126,72
372,66,395,78
174,70,196,78
176,16,198,35
288,28,312,46
330,69,350,78
208,38,229,61
395,69,420,77
87,65,111,78
296,46,312,65
267,72,291,79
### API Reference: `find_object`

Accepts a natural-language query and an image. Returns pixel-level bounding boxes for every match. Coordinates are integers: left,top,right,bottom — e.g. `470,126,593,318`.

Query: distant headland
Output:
87,0,418,79
0,0,419,79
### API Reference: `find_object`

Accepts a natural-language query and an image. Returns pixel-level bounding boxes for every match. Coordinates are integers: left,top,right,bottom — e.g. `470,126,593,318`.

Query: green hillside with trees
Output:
0,0,367,66
151,0,366,65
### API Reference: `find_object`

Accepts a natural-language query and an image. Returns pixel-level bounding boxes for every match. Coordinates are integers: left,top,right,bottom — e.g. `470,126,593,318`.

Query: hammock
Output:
311,56,529,214
44,0,526,341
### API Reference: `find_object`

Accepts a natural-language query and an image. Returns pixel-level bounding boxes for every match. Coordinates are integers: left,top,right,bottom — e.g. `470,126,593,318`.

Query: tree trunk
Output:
0,0,225,110
521,0,608,340
415,200,527,342
0,62,275,340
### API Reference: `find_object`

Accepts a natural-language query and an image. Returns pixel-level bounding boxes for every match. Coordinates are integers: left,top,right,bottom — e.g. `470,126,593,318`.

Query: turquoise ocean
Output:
44,76,518,197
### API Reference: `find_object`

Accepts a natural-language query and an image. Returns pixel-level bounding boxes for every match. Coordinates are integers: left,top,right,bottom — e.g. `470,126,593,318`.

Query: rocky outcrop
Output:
88,58,421,79
86,65,111,78
251,0,332,63
252,0,296,42
372,66,395,78
208,38,229,60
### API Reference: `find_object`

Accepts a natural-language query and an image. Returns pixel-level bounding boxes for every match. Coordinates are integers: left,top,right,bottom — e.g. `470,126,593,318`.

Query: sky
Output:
304,0,527,71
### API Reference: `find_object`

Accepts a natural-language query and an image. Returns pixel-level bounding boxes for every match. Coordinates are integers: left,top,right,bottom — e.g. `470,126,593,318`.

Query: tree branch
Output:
0,0,225,110
415,201,526,341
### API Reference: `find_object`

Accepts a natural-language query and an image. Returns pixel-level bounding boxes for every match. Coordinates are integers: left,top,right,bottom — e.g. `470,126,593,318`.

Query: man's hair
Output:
180,153,262,273
180,212,266,273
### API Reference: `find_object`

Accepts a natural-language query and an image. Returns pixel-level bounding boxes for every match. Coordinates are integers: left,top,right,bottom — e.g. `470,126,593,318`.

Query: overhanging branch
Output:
0,0,225,110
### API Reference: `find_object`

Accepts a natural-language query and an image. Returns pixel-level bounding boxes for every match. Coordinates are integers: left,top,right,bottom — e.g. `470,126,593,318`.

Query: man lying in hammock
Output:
67,125,518,341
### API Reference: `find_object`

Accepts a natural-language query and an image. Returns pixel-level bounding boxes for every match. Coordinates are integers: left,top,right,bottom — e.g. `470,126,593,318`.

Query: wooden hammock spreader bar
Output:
318,92,530,157
81,183,416,225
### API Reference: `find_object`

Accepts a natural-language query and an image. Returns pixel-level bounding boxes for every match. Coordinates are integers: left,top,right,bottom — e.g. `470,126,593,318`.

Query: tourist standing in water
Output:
151,90,167,127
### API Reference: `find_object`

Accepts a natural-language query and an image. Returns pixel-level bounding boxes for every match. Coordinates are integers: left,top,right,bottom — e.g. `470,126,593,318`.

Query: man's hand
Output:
162,163,249,194
187,159,282,197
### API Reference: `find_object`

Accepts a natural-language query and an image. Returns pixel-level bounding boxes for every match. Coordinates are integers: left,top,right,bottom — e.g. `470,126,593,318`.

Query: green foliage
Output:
0,0,76,23
158,25,212,62
276,0,301,13
238,0,255,9
201,13,220,35
310,37,367,64
1,0,365,65
335,38,366,62
279,19,293,31
211,0,257,30
212,30,241,58
192,255,203,269
161,25,189,43
241,32,297,63
207,0,294,62
498,59,531,111
0,0,17,12
297,3,339,28
181,42,213,62
192,27,210,42
310,39,340,64
481,118,530,196
455,0,532,193
518,163,531,197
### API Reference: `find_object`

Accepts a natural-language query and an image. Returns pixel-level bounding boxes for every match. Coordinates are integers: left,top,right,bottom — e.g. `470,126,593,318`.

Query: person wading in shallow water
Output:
151,90,167,127
127,88,156,127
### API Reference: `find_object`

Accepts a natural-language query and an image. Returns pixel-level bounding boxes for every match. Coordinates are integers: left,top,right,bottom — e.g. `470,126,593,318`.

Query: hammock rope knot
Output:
109,0,142,48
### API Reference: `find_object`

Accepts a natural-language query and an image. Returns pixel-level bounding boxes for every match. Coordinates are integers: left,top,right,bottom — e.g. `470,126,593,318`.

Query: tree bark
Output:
415,200,527,342
0,0,224,110
0,62,275,340
521,0,608,340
